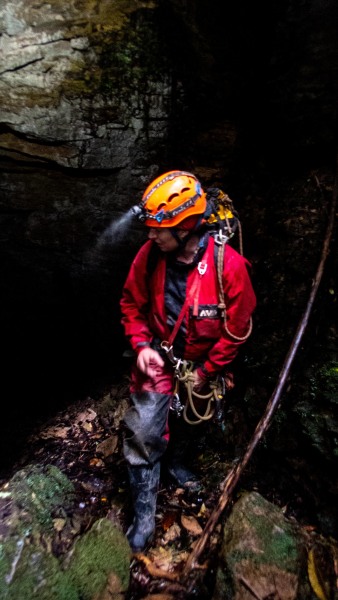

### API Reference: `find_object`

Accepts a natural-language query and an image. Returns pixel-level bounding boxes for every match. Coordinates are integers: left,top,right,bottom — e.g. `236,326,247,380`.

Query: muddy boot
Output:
126,462,161,553
165,416,204,492
165,438,202,492
168,466,201,491
167,454,201,491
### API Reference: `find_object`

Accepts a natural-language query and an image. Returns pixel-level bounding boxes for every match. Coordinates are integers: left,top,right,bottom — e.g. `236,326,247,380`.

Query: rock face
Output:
0,0,166,168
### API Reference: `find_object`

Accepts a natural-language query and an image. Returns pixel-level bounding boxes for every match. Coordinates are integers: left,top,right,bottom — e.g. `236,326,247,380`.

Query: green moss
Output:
316,361,338,404
227,524,298,573
0,541,78,600
10,465,75,533
224,493,300,573
293,360,338,455
248,514,297,569
66,518,131,600
96,11,170,109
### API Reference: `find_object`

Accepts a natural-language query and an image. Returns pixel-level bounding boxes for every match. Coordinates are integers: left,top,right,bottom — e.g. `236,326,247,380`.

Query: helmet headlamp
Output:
130,204,146,222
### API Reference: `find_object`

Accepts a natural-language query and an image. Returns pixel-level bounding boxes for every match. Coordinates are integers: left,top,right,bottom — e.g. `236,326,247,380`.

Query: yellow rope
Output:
175,364,219,425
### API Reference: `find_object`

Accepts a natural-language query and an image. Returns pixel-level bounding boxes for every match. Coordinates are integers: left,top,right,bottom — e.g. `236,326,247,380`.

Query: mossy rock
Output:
224,492,300,571
0,540,79,600
6,464,75,536
66,518,131,600
213,492,306,600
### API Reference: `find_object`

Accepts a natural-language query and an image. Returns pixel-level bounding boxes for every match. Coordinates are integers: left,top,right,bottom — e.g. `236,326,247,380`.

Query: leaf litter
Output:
1,377,230,597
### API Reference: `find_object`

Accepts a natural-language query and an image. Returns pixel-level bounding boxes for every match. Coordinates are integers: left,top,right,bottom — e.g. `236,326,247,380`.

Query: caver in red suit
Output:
119,170,256,552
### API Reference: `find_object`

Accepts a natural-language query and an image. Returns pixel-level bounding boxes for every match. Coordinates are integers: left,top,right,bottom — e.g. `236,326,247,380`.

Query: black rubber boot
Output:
166,445,202,492
167,465,201,491
126,462,161,553
165,415,204,492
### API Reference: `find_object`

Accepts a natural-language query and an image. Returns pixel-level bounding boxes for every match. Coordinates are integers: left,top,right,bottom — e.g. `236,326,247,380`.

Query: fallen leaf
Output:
134,553,179,581
161,511,178,532
151,546,176,572
96,435,118,458
111,399,129,427
53,518,66,532
308,548,328,600
181,514,203,536
197,502,208,517
162,523,181,544
94,572,124,600
75,408,97,425
89,458,104,468
40,426,70,439
82,421,93,432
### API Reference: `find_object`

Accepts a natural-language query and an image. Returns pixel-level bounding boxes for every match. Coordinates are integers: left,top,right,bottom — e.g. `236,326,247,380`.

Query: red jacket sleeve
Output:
120,241,154,353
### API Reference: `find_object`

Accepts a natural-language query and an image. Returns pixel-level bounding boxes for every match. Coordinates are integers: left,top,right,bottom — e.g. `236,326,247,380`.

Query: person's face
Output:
147,227,187,252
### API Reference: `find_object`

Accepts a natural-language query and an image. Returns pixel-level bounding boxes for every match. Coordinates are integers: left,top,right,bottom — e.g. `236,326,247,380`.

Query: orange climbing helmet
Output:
139,170,207,228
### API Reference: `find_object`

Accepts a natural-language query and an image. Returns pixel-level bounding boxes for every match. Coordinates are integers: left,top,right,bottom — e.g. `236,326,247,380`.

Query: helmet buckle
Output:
155,210,165,223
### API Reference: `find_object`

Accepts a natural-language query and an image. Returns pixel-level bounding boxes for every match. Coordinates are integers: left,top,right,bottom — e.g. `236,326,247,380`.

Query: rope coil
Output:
165,355,224,425
177,363,217,425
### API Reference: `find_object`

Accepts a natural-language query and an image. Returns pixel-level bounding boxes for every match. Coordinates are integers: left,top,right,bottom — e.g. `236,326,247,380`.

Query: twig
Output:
5,538,24,584
182,165,338,576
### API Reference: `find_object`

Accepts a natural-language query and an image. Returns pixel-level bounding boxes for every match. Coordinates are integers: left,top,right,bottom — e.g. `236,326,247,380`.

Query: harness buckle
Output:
214,229,230,246
198,260,207,275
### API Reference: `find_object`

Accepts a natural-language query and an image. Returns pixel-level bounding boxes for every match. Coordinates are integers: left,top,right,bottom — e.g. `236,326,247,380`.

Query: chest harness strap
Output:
161,259,224,425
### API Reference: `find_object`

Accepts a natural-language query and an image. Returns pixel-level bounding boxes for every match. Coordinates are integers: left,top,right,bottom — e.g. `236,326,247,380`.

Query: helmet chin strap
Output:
170,228,193,247
170,215,204,247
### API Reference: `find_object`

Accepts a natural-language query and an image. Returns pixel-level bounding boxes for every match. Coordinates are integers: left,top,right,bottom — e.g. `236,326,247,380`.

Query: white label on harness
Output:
199,308,218,317
190,304,220,319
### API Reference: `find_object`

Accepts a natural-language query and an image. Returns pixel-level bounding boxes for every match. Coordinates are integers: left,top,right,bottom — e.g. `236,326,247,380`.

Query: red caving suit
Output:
120,233,256,466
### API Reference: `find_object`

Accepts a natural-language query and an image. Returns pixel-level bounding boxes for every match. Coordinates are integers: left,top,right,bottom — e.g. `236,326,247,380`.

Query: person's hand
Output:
137,347,164,378
191,368,208,392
